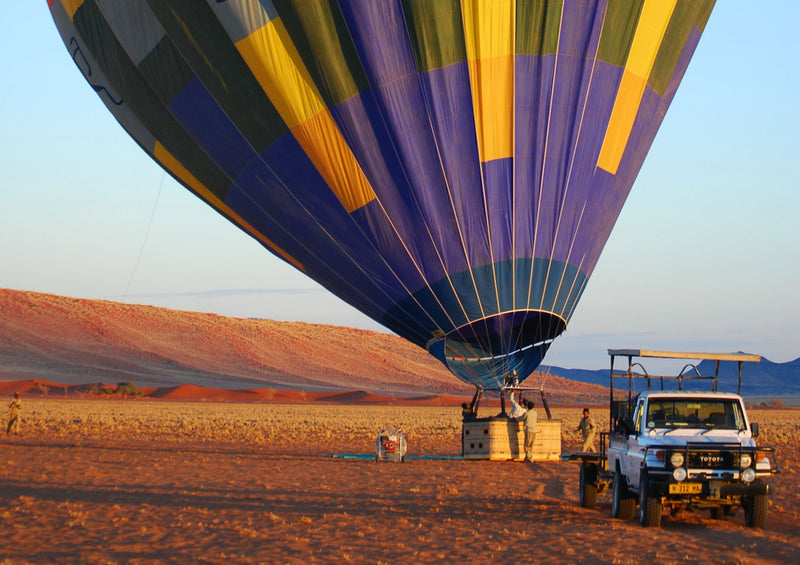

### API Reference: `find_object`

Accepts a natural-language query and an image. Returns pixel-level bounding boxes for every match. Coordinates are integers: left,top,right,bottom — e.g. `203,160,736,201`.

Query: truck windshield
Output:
645,399,745,430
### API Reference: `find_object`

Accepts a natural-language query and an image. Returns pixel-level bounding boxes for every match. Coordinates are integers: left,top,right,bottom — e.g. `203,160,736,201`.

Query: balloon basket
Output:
462,418,561,461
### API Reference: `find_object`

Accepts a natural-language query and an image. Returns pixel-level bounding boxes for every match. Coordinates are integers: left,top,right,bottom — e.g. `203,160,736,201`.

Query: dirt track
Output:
1,401,797,564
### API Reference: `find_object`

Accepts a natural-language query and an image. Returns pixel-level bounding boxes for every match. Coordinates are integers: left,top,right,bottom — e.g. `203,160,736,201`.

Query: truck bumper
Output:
718,482,770,497
649,477,771,498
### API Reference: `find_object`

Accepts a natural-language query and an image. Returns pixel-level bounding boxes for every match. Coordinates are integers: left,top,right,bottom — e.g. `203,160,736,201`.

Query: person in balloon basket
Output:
508,391,527,419
576,408,596,452
461,402,477,422
7,392,21,436
522,399,537,462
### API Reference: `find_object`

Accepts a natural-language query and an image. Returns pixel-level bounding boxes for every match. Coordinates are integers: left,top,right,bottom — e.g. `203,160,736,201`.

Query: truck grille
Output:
686,451,737,468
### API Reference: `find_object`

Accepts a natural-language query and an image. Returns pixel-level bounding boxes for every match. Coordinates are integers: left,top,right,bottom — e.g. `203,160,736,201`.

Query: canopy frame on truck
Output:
607,349,761,432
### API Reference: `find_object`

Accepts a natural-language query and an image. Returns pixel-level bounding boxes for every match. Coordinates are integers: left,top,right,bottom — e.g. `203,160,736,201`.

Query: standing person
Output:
522,399,537,462
508,391,526,419
7,392,21,436
577,408,596,452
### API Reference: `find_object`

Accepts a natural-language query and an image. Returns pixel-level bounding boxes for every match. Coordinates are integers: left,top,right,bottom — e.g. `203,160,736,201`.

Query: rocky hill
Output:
0,288,610,405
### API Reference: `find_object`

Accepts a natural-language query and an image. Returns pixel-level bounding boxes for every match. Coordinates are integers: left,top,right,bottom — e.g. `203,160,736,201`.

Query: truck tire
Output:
744,494,768,528
579,462,598,508
709,506,731,521
638,471,662,527
612,471,636,520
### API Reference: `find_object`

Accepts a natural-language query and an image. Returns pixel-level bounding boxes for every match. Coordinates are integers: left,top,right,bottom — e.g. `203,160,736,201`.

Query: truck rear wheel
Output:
710,506,732,520
612,471,636,520
638,471,662,527
579,462,598,508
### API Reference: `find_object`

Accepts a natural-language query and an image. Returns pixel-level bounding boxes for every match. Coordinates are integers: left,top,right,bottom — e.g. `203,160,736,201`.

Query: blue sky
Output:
1,3,797,373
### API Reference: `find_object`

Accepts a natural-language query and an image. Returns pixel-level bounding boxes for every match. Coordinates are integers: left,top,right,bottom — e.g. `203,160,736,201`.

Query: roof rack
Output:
607,349,760,394
606,349,761,433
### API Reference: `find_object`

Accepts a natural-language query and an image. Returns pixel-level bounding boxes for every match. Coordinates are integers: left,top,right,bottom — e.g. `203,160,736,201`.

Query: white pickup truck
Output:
575,350,778,528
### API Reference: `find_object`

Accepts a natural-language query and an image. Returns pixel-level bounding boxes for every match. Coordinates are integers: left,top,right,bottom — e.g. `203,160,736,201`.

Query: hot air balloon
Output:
48,0,715,391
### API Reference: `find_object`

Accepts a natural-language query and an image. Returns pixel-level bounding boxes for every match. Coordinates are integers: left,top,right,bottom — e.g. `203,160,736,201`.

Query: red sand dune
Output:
146,384,267,402
0,378,473,406
0,287,611,404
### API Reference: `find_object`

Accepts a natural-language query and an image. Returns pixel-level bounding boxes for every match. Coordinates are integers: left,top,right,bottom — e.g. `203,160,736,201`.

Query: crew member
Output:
577,408,596,452
7,392,21,436
523,399,537,462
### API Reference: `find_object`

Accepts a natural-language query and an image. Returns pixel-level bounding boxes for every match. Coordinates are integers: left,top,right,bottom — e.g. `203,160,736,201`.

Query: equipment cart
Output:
376,427,407,462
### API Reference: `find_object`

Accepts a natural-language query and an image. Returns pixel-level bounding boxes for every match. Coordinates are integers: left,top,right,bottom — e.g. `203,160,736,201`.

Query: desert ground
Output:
0,400,798,564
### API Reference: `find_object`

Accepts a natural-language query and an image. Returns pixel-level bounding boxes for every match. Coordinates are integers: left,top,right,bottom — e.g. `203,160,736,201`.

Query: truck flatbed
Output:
562,451,603,462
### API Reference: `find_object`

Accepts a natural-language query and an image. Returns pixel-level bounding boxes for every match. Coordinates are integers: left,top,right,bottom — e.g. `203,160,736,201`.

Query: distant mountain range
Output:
548,356,800,397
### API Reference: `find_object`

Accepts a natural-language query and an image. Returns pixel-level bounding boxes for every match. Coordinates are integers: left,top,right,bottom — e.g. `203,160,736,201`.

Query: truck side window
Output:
633,401,643,433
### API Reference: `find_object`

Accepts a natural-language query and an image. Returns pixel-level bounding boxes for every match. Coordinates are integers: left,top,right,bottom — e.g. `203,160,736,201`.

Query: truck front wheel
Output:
638,471,662,527
744,494,768,528
612,471,636,520
579,462,598,508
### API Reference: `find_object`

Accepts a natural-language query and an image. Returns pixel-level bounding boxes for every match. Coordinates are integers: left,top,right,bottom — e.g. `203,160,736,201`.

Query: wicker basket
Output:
462,418,561,461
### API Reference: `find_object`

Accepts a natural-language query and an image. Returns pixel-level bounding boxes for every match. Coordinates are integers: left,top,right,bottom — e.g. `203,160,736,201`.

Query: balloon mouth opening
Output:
442,310,566,360
428,310,566,389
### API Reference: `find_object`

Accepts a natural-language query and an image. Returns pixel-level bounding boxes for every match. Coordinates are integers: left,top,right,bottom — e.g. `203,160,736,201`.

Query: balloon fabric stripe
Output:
233,19,375,213
153,142,302,271
597,0,678,174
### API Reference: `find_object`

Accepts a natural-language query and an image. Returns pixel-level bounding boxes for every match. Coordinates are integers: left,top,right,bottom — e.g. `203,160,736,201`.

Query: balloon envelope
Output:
49,0,714,390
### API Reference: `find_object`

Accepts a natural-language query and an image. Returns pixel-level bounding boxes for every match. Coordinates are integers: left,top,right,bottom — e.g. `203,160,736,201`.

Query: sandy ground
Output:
0,401,797,564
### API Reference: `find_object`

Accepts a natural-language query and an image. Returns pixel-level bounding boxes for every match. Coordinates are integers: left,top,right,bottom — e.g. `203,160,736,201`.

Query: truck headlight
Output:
673,467,687,482
740,453,752,468
742,468,756,483
670,452,685,468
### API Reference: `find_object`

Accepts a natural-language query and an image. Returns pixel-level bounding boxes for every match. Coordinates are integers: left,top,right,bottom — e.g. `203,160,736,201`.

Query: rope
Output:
83,170,166,384
122,170,166,300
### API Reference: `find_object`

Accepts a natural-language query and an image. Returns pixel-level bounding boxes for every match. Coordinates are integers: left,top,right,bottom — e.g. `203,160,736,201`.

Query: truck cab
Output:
612,391,758,486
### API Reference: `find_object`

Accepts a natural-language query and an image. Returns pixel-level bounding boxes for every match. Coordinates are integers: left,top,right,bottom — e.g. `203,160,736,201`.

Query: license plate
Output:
669,483,701,494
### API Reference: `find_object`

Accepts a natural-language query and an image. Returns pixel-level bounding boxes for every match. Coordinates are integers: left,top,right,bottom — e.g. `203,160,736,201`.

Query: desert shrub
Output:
116,381,142,397
760,398,786,408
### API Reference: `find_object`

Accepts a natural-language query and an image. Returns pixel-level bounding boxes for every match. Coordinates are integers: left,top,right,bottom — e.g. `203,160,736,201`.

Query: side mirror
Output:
622,418,635,436
751,422,759,438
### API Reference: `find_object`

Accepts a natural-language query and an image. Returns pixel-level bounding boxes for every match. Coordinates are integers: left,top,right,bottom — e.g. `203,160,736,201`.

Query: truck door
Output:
623,399,647,488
